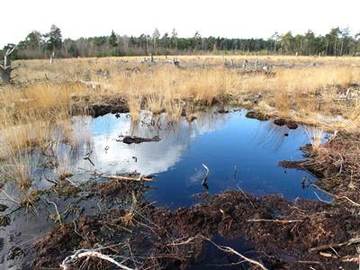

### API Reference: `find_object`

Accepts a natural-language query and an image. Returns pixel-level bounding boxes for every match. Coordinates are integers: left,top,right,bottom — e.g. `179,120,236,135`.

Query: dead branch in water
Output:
201,163,209,185
45,199,63,226
1,190,20,205
60,249,134,270
203,236,268,270
312,190,333,204
311,184,360,207
83,151,95,167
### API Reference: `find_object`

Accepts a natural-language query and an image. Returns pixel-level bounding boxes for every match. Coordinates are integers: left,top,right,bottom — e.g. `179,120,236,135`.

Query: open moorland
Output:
0,55,360,269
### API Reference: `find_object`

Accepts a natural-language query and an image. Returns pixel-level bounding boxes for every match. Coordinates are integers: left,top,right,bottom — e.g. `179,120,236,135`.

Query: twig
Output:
201,164,209,185
341,255,360,263
309,237,360,253
46,199,63,226
166,235,267,270
43,175,58,185
1,190,20,205
83,151,95,166
84,156,95,166
167,236,198,247
313,191,333,204
105,175,153,182
60,249,134,270
311,184,360,207
203,236,268,270
64,177,79,187
236,185,255,208
247,218,303,224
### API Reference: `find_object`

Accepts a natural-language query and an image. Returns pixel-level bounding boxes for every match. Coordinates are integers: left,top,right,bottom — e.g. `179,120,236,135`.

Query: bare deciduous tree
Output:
0,44,16,84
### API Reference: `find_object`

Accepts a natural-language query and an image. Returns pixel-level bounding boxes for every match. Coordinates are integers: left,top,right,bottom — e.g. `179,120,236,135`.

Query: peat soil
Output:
32,181,360,270
281,131,360,203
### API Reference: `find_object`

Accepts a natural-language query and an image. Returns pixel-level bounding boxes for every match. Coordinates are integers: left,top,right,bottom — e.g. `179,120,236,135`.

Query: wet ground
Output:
0,109,335,269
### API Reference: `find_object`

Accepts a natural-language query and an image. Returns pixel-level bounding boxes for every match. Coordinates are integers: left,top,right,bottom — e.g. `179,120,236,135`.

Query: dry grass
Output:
3,56,360,128
0,150,32,191
1,57,360,152
0,83,86,152
0,82,87,190
1,55,360,188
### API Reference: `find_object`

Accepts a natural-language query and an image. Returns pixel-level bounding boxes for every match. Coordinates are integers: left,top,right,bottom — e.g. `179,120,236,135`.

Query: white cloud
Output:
69,112,227,177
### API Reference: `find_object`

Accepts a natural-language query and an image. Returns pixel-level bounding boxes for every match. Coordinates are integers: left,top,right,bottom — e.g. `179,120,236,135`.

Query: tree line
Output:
3,25,360,59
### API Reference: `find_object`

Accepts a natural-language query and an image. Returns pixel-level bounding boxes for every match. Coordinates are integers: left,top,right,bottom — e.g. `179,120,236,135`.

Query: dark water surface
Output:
72,110,323,208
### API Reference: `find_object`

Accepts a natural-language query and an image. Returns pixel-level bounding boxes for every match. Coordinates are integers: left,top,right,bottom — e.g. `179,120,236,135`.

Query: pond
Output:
65,109,324,208
0,109,331,269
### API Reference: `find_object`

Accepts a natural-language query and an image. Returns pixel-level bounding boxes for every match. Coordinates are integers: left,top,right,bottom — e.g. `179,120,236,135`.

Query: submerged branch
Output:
166,235,268,270
202,236,268,270
201,164,209,186
311,184,360,207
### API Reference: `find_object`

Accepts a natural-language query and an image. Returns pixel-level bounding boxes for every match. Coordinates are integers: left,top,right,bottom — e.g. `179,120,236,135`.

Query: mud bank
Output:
32,185,360,270
281,131,360,203
70,95,231,118
71,96,130,117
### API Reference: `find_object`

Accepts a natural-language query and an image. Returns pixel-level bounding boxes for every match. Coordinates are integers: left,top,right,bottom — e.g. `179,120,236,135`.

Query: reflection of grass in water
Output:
305,127,325,150
0,82,86,154
0,151,42,210
251,122,288,151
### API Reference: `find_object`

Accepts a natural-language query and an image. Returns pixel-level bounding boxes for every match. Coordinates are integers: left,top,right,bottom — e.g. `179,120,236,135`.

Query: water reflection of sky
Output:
67,110,327,208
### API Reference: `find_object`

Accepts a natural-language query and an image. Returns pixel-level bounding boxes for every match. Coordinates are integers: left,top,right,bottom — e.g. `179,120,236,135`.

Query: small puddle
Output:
189,234,256,270
65,110,324,208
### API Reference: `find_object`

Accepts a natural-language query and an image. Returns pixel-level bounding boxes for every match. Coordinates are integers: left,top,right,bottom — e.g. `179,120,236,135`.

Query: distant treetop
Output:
9,26,360,59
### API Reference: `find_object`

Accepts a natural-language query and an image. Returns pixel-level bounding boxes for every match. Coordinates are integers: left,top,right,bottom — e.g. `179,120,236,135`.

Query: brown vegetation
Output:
33,180,360,269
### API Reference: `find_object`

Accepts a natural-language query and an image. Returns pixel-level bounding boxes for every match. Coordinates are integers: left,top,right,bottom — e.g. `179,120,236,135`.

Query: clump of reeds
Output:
0,151,32,191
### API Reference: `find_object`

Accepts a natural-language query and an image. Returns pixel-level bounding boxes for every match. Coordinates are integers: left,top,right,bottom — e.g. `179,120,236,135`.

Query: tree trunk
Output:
49,50,55,64
0,68,11,84
0,45,16,84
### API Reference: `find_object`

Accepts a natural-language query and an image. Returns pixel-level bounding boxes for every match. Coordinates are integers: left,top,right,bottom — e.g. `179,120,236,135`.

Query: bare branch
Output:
247,218,303,224
309,237,360,253
46,199,63,225
203,236,268,270
105,175,153,182
201,163,209,185
166,235,268,270
5,46,16,57
60,249,134,270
